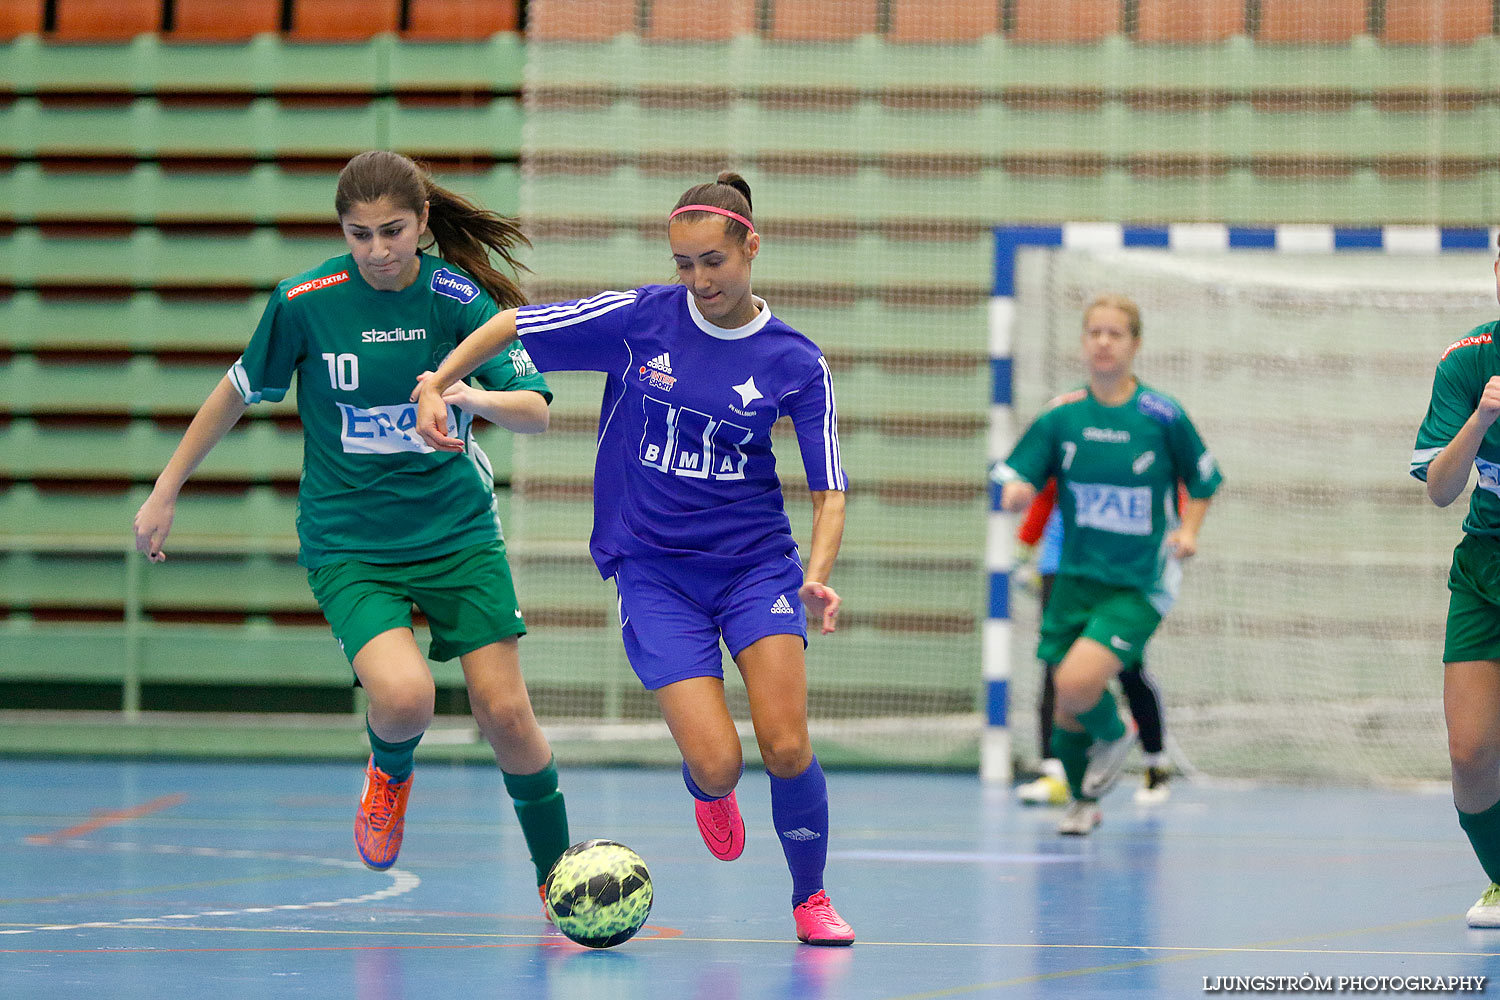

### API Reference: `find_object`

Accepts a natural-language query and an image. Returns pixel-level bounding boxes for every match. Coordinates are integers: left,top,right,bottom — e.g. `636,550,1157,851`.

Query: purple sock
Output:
769,755,829,906
682,759,742,802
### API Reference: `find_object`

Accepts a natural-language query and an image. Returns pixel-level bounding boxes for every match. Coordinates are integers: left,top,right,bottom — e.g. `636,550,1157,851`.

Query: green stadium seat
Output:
1255,0,1365,44
404,0,520,40
387,97,524,158
525,0,636,41
286,0,400,41
887,0,1000,43
1135,0,1243,43
49,0,159,42
1009,0,1121,42
1382,0,1493,44
168,0,281,42
645,0,754,41
1,1,42,39
387,34,525,92
0,417,305,483
0,289,263,353
768,0,877,42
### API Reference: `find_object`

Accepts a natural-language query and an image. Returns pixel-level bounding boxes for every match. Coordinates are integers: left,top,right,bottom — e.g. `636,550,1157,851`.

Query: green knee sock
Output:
1075,689,1127,743
1049,727,1094,801
1458,797,1500,884
367,719,421,781
503,757,572,886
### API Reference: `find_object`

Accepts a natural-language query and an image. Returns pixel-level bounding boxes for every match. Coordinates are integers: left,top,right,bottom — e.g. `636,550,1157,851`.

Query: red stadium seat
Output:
287,0,400,41
888,0,1000,43
1,1,44,39
646,0,755,41
1255,0,1365,44
769,0,877,42
525,0,635,40
1009,0,1121,43
1382,0,1493,44
1135,0,1243,43
50,0,160,41
170,0,280,42
405,0,520,40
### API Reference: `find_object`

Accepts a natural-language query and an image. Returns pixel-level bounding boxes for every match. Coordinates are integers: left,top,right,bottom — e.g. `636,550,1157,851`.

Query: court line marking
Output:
1,839,418,937
24,794,188,846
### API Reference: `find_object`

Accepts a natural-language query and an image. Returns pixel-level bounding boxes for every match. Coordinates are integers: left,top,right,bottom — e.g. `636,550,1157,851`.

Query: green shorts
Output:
307,539,527,665
1445,532,1500,663
1036,573,1162,670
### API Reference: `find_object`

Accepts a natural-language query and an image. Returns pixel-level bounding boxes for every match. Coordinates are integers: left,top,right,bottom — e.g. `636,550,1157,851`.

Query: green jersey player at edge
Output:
994,294,1222,836
132,151,570,896
1410,238,1500,928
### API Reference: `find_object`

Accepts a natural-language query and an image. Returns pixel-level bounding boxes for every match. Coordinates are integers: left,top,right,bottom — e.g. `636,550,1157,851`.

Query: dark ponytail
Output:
335,150,530,309
670,171,755,243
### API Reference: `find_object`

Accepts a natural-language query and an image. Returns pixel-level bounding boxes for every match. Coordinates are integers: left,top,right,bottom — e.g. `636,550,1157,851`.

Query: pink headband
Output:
669,204,755,234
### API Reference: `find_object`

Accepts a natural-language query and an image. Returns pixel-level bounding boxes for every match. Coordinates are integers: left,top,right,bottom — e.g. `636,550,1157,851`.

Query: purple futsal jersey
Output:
515,284,846,578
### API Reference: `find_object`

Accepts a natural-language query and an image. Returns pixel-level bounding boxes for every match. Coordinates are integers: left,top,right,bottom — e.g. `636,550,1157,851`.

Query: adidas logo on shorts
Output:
770,594,795,615
647,352,672,374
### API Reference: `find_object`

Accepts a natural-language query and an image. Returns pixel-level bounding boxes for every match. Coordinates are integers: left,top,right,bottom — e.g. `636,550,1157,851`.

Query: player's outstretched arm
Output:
1427,375,1500,507
414,371,549,435
133,377,249,563
799,489,846,635
413,308,521,451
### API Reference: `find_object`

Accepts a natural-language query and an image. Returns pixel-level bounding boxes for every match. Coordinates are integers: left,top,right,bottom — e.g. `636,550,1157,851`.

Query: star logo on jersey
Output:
732,376,763,408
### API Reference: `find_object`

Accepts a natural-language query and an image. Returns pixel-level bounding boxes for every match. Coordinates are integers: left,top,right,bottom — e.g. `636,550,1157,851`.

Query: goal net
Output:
1007,244,1496,783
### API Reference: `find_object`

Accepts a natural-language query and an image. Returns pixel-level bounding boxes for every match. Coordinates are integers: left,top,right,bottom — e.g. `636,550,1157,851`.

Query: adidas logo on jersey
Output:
647,352,672,374
770,594,795,615
780,827,821,841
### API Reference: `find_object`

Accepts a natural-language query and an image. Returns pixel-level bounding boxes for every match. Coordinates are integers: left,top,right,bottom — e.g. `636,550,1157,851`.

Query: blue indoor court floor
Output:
2,758,1497,999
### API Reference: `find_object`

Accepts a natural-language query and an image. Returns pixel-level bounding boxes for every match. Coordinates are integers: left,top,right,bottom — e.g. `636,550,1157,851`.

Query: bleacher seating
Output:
1255,0,1366,43
1009,0,1121,42
170,0,281,42
1382,0,1494,44
768,0,877,42
405,0,521,40
49,0,159,41
644,0,756,41
286,1,401,42
887,0,1000,44
1135,0,1243,42
0,0,42,39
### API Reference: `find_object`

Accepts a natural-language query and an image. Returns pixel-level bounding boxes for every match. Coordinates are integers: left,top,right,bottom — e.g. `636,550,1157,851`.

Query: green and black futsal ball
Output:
543,839,653,948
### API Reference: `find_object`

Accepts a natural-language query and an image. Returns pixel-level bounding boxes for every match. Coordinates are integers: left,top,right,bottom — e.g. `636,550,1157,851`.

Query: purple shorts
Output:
612,551,808,690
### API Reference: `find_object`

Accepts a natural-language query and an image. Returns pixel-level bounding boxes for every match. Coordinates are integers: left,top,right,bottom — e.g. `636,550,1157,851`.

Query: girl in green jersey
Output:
996,294,1220,835
1411,247,1500,927
132,151,570,894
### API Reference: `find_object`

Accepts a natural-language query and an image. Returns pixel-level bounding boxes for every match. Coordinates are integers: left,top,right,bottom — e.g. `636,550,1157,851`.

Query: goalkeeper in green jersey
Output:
994,294,1222,835
1410,245,1500,927
132,151,570,894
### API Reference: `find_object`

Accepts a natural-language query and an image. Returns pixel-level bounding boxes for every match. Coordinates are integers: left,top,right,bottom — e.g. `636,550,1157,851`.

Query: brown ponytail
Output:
335,150,530,309
670,171,755,243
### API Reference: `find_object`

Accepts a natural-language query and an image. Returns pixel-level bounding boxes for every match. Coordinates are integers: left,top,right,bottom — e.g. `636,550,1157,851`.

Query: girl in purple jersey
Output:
413,173,855,946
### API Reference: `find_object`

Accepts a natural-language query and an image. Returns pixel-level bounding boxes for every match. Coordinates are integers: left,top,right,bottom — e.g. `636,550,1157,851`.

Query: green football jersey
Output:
1411,320,1500,536
228,252,551,568
997,382,1223,612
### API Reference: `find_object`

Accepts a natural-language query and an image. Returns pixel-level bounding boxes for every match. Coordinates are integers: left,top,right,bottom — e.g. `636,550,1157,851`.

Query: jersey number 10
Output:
639,397,752,481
